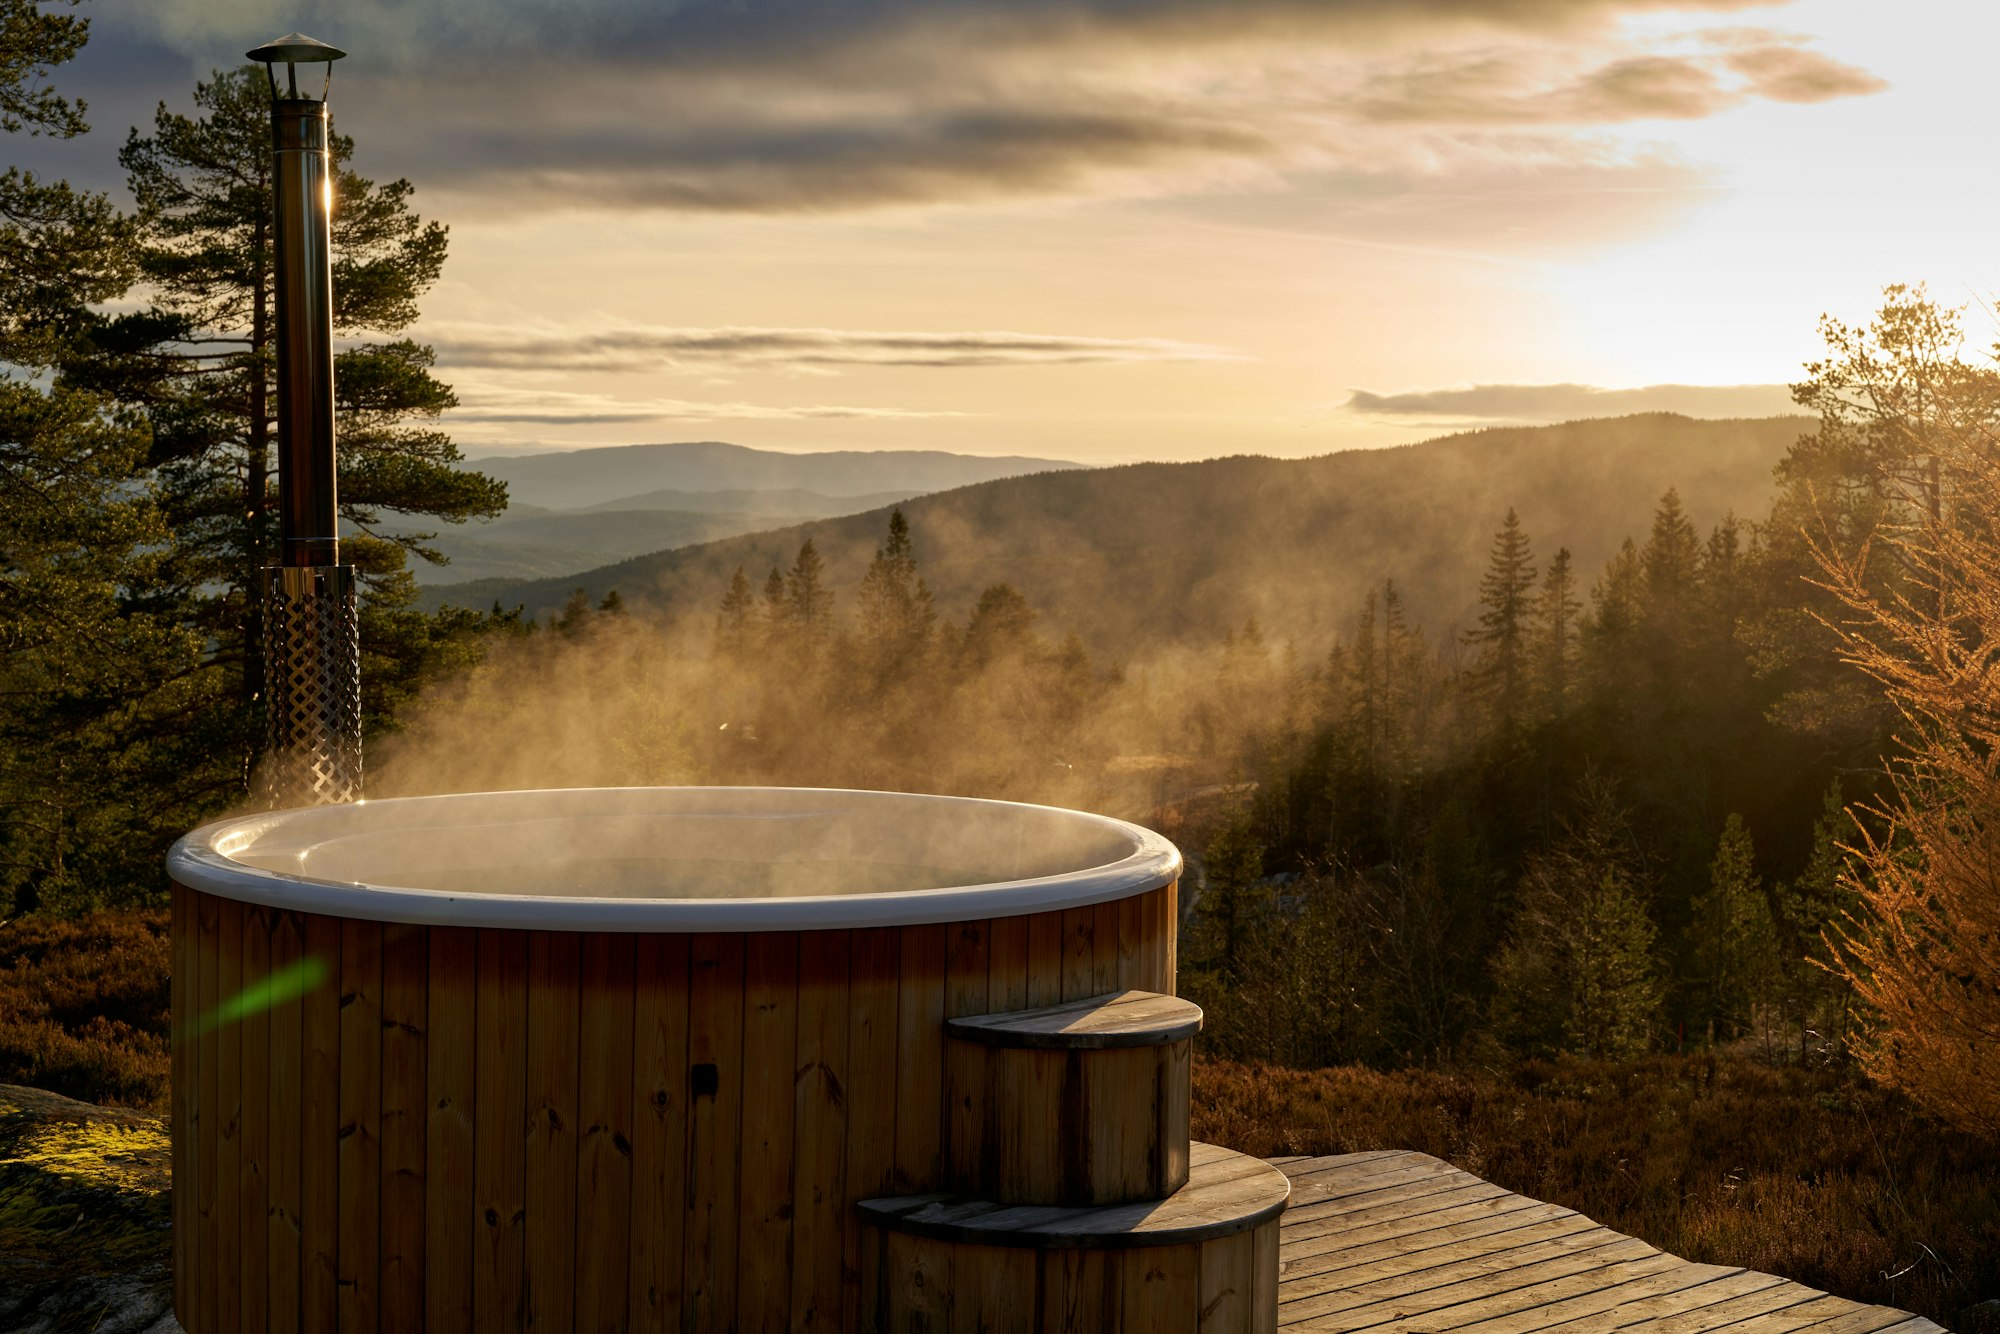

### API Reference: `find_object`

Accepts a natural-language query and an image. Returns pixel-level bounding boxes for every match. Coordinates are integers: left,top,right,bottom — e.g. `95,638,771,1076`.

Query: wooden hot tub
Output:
167,787,1181,1334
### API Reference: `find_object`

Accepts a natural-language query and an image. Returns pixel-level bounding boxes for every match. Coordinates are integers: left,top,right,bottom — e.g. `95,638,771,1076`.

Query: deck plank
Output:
1271,1155,1943,1334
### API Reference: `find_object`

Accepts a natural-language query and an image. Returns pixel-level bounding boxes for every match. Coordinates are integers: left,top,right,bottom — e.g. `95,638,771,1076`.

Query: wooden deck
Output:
1271,1153,1946,1334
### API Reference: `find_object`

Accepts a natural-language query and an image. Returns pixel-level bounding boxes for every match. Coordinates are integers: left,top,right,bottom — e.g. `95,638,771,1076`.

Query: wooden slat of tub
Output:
1164,882,1180,995
988,914,1030,1014
1092,900,1122,996
685,932,745,1331
240,906,272,1334
474,929,529,1332
268,910,306,1334
426,927,477,1334
301,910,342,1334
1027,909,1065,1007
740,932,799,1334
339,917,384,1334
380,923,428,1332
1126,1241,1201,1334
1117,894,1145,993
629,934,690,1332
578,934,637,1334
1060,907,1096,1002
944,919,990,1196
216,895,243,1334
894,923,948,1194
170,886,191,1328
196,891,217,1334
844,927,900,1334
792,930,851,1330
524,931,580,1334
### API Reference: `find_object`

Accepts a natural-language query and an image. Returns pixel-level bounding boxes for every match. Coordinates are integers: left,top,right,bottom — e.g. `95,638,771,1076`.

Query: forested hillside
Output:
426,414,1805,650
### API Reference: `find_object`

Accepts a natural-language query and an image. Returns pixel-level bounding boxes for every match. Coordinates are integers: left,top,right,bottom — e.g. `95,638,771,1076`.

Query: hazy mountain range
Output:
421,415,1809,651
415,442,1078,583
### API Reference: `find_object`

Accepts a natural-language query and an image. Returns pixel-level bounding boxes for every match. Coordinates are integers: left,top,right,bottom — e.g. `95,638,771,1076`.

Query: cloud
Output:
426,323,1243,373
86,0,1883,217
1345,382,1798,421
1354,44,1881,125
449,383,969,427
1723,45,1888,103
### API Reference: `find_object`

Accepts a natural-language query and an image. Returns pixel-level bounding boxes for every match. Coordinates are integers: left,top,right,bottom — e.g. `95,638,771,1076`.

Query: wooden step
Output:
945,989,1201,1206
859,1144,1285,1333
946,988,1202,1049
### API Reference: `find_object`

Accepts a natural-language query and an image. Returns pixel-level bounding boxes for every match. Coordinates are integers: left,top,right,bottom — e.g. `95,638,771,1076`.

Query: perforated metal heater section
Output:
260,564,362,806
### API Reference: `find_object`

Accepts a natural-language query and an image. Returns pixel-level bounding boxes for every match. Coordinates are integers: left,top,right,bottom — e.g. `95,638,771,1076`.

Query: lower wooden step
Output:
858,1142,1285,1333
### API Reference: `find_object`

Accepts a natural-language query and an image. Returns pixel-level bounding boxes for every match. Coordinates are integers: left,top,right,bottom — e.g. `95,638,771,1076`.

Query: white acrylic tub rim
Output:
167,786,1182,932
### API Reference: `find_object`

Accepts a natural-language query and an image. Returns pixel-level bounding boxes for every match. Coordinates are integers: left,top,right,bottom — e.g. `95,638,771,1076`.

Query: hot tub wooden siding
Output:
170,880,1178,1334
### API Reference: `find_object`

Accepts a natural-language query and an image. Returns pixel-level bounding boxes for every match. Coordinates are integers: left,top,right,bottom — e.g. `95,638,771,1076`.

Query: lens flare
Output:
192,955,330,1037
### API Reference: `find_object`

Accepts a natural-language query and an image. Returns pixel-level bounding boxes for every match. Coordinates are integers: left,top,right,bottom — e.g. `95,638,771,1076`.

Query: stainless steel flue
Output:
249,32,360,806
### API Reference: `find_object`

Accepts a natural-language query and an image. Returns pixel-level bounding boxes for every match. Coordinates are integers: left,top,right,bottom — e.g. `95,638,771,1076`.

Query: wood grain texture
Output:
170,885,193,1329
170,883,1177,1334
947,988,1201,1048
1268,1153,1944,1334
684,932,745,1332
577,934,637,1334
740,931,797,1334
942,921,990,1198
844,926,901,1334
861,1142,1287,1248
862,1222,1276,1333
892,924,947,1195
195,890,217,1334
792,930,851,1332
380,924,428,1332
425,926,476,1334
239,907,271,1334
628,933,689,1333
338,917,382,1334
1060,907,1096,1003
943,1038,1193,1206
473,930,528,1333
301,910,341,1334
215,896,242,1334
523,931,580,1334
268,913,304,1334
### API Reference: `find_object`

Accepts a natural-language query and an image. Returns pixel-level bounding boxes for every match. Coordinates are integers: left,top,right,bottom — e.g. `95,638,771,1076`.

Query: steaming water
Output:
201,789,1164,905
411,857,972,899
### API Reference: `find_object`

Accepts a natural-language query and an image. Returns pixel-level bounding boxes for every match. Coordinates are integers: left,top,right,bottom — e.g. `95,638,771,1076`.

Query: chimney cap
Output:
247,33,346,64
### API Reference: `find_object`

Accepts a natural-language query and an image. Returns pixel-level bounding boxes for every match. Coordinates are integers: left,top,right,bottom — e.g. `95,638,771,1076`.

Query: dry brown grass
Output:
0,911,170,1109
1193,1052,1999,1328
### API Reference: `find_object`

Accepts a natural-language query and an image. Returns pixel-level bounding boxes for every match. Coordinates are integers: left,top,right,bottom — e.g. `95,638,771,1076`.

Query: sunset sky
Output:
33,0,1998,461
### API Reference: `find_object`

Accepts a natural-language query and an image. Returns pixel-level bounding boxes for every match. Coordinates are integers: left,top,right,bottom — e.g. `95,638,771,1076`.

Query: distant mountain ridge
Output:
412,442,1076,583
467,440,1082,511
425,415,1809,652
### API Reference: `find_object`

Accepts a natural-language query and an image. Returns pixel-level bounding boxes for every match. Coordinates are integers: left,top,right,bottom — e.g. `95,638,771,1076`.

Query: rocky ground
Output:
0,1083,179,1333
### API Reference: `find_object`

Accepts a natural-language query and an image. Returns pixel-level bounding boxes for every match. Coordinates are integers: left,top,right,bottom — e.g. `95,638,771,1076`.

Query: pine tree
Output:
856,507,935,680
0,8,227,911
784,539,832,639
1641,488,1700,614
761,565,786,629
1689,814,1778,1042
70,66,503,717
714,566,755,659
1466,508,1536,732
1532,546,1580,724
1490,782,1662,1059
961,583,1036,670
1775,782,1856,1062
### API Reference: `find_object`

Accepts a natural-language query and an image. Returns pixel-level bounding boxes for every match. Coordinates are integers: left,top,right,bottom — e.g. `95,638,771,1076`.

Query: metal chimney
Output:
248,32,361,806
